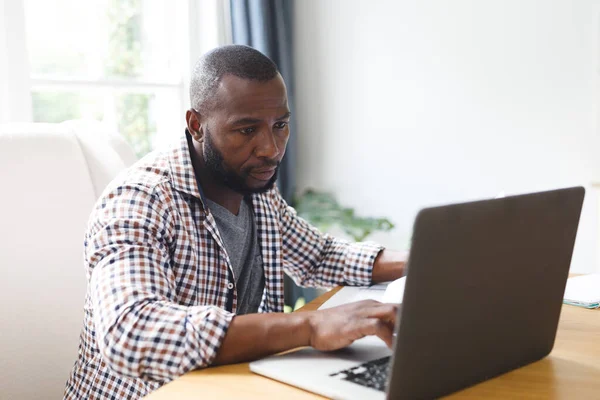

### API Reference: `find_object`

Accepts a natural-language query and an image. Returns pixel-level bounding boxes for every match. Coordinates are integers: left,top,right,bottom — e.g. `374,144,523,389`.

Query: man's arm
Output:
272,189,405,288
213,248,405,365
372,249,407,283
212,247,405,366
213,300,398,365
212,194,408,365
89,185,234,381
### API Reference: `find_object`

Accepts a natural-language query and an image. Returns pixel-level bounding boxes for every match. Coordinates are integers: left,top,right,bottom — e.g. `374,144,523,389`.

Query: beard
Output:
203,127,279,196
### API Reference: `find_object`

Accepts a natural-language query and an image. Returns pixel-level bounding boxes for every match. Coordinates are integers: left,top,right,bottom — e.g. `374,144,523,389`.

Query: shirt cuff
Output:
343,241,385,286
184,305,235,369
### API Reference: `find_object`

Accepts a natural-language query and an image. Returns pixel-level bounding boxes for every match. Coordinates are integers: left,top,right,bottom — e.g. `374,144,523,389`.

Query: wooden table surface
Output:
144,287,600,399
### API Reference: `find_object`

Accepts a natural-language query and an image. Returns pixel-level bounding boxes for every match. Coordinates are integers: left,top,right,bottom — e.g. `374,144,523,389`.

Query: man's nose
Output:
255,129,280,160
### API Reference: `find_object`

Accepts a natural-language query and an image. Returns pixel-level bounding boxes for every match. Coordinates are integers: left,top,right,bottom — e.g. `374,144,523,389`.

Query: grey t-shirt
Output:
204,197,265,315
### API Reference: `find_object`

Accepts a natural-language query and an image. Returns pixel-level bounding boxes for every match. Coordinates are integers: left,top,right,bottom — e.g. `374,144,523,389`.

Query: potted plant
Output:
294,189,394,242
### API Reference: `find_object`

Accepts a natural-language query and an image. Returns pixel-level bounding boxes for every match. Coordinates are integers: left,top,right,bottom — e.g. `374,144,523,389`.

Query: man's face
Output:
190,74,290,195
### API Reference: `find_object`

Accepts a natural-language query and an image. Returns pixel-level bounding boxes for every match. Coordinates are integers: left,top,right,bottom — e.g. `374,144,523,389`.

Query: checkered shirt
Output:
63,133,383,399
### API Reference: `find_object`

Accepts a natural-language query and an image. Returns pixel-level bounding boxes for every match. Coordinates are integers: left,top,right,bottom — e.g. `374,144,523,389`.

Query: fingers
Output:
357,318,395,348
311,301,399,351
347,301,399,347
350,301,398,326
362,302,398,321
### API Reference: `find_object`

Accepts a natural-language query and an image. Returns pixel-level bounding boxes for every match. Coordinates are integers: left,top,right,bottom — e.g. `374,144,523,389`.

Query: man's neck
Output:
202,180,244,215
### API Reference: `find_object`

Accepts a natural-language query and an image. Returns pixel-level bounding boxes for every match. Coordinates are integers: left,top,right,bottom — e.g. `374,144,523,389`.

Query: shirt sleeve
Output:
87,184,234,382
272,190,384,288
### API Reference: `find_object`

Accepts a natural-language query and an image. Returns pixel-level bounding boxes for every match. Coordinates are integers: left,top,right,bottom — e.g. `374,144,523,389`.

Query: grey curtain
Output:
230,0,318,306
230,0,296,203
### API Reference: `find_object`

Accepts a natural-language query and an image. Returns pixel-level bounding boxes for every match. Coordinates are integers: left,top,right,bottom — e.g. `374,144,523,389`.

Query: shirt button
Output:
227,282,234,290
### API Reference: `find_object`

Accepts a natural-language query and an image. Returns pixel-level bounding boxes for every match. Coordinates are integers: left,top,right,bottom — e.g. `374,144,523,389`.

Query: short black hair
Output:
190,45,279,112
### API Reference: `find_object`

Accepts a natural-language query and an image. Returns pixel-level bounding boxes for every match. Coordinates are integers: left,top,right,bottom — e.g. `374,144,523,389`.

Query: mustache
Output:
250,160,280,169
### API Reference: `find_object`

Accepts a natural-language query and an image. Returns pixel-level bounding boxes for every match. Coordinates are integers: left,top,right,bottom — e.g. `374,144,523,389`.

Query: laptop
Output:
250,187,585,399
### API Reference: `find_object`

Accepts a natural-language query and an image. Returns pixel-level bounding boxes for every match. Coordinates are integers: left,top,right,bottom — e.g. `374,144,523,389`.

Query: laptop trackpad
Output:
253,336,391,375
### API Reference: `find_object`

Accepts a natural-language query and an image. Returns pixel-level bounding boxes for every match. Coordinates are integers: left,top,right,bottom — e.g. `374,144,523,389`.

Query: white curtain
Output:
0,0,32,123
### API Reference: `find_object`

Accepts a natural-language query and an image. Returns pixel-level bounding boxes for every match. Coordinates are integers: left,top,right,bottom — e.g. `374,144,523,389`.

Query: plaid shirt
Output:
63,133,383,399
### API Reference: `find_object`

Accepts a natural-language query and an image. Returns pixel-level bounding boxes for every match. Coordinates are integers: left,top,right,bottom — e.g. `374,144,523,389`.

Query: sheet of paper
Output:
382,276,406,304
318,277,406,310
563,273,600,309
318,285,386,310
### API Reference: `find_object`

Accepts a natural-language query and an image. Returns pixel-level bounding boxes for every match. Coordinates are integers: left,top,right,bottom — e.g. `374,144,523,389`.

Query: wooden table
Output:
144,287,600,399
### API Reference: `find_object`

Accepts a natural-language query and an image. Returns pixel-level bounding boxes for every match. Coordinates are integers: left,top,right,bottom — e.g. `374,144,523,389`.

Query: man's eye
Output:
274,122,288,130
239,127,256,135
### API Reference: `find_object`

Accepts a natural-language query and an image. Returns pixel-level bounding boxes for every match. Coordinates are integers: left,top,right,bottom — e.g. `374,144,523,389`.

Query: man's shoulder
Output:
85,149,181,237
97,149,176,206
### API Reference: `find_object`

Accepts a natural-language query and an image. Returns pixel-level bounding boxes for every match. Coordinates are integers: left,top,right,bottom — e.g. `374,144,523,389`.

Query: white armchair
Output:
0,120,137,399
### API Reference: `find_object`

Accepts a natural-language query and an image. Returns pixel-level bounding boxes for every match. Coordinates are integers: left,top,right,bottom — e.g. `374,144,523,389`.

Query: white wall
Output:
294,0,600,272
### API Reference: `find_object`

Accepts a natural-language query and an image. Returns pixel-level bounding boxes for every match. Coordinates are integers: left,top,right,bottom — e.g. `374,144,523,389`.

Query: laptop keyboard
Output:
329,356,391,392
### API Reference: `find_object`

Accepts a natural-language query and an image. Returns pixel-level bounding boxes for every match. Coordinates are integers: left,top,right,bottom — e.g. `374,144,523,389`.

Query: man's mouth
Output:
249,167,277,181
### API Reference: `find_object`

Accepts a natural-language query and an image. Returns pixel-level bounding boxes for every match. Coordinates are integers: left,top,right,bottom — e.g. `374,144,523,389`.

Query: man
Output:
64,45,405,399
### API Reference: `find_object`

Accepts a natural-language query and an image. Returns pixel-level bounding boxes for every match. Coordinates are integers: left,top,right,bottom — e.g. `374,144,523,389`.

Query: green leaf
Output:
294,189,395,242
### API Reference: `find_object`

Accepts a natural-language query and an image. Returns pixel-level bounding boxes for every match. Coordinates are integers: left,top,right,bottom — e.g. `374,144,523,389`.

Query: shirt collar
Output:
168,129,206,203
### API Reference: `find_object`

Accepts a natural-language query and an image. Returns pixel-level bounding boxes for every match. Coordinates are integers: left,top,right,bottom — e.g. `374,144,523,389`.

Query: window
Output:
19,0,228,158
24,0,187,157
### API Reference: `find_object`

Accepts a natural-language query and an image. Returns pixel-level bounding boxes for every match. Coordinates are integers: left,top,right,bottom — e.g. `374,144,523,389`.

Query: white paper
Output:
382,276,406,304
563,273,600,308
318,285,386,310
318,277,406,310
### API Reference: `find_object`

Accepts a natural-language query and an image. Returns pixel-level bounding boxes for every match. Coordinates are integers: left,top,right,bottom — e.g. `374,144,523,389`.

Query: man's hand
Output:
307,300,398,350
213,300,398,366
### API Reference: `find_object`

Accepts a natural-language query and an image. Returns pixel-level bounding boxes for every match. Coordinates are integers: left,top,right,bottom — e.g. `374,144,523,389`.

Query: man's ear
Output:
185,109,204,142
